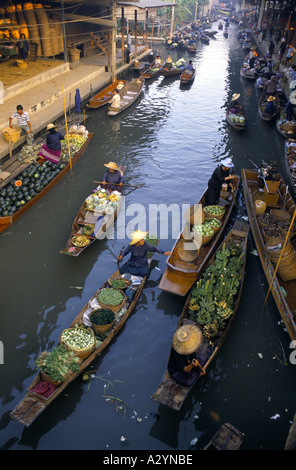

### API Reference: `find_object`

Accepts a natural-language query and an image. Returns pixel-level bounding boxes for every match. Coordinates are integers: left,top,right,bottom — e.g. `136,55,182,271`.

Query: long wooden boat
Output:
161,66,184,78
226,107,245,131
284,138,296,190
187,44,197,54
180,68,195,84
158,175,240,296
59,167,125,257
86,80,127,109
240,65,257,80
242,168,296,341
0,133,93,234
203,423,244,450
276,110,296,139
151,221,249,411
258,91,280,121
107,77,145,116
140,61,163,79
10,243,158,427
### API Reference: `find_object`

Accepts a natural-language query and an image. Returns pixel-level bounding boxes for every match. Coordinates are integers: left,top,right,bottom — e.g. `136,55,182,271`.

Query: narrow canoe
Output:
86,80,127,109
161,67,184,78
59,167,125,257
107,77,145,116
9,244,158,427
226,107,245,131
180,68,195,84
0,133,93,234
151,221,249,411
158,175,240,296
187,44,197,54
284,139,296,189
203,423,244,450
241,168,296,341
140,61,163,79
258,92,280,121
276,111,296,139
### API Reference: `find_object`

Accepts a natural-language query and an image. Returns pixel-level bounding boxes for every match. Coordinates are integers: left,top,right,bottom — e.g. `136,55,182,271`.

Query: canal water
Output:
1,21,296,452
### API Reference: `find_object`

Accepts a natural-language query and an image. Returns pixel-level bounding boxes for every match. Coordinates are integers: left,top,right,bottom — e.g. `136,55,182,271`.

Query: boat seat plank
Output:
10,396,46,427
151,379,189,411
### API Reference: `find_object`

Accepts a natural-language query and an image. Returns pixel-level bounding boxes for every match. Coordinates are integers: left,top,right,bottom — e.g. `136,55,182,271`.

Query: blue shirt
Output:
103,169,123,185
46,131,64,150
265,101,276,115
121,242,164,267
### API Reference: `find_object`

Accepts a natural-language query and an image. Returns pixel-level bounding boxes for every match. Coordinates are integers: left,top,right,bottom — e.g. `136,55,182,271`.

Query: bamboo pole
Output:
263,209,296,308
62,85,72,170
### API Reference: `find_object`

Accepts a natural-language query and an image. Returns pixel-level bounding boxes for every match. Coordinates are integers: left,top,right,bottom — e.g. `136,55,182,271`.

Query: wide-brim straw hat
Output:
47,123,57,131
290,90,296,105
221,158,234,168
232,93,240,101
129,229,148,245
172,324,202,355
104,161,122,174
267,95,276,102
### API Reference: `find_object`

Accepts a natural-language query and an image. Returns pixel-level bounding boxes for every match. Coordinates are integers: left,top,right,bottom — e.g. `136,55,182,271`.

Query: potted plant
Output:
35,344,81,386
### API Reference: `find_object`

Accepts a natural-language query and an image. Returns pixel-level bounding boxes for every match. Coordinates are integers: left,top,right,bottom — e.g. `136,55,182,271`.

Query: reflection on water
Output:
1,21,296,451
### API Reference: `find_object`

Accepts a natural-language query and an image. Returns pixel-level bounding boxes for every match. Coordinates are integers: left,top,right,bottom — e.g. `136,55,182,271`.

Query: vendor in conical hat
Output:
38,123,64,164
230,93,242,114
102,161,124,191
205,158,236,206
264,95,277,116
167,324,206,386
118,230,170,277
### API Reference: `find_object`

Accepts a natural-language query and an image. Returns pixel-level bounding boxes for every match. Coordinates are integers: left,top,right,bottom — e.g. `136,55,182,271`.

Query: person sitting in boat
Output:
38,123,64,164
109,89,121,109
167,324,206,387
229,93,242,114
265,95,277,115
154,55,162,66
102,161,124,191
185,60,194,72
165,55,173,69
264,75,278,96
285,98,295,122
256,75,265,88
118,230,170,277
205,158,236,206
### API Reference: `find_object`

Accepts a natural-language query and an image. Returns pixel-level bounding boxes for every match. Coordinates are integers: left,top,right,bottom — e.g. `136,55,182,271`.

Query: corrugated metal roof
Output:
116,0,177,8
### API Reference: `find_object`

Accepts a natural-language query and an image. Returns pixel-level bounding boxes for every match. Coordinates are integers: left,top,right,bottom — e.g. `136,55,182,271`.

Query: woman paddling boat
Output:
102,161,124,191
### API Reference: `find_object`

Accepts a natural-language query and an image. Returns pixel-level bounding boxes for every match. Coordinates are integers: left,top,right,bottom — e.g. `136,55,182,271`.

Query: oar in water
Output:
93,181,145,189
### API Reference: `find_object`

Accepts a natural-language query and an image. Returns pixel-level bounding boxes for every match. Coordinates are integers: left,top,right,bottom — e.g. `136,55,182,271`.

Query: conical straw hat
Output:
129,229,148,245
172,324,202,355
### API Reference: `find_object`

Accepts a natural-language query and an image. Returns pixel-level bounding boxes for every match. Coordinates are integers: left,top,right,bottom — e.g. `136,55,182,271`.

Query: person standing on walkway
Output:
9,104,33,145
18,33,29,62
127,29,132,52
268,40,275,61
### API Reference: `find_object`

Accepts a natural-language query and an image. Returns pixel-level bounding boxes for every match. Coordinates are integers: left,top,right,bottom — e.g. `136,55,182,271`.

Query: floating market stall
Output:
0,125,93,233
10,236,159,427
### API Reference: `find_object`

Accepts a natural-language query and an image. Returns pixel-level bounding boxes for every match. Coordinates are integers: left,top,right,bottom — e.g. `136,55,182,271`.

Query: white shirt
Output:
110,94,120,109
10,110,30,126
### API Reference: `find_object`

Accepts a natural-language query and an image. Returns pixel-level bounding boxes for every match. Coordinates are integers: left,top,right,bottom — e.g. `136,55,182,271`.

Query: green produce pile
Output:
35,344,80,383
0,160,66,217
192,223,214,237
145,234,159,258
60,327,95,351
207,218,221,228
82,224,95,236
109,279,129,289
90,309,115,325
204,205,225,216
97,288,124,306
188,242,244,339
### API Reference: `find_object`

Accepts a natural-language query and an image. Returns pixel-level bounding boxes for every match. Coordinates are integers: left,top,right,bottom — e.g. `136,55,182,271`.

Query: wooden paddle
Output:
93,181,145,188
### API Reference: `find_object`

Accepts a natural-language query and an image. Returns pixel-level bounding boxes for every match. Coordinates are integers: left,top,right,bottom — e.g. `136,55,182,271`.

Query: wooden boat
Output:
203,423,244,450
161,66,184,78
226,107,245,131
59,167,125,257
86,80,127,109
241,168,296,341
158,175,240,296
200,35,210,44
107,77,145,116
10,243,158,427
240,65,257,80
151,221,249,411
284,139,296,189
180,68,195,84
140,61,163,79
187,44,197,54
0,133,93,234
258,92,280,121
276,110,296,139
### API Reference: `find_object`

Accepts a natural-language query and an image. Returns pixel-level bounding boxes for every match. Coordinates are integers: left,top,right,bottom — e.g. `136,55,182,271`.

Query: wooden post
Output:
121,7,125,61
135,9,138,58
170,6,175,40
111,1,116,82
62,85,72,170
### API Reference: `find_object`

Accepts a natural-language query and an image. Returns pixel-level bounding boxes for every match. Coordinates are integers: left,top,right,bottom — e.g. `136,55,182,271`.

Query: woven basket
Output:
270,209,291,221
40,370,63,387
262,227,283,245
277,262,296,282
96,288,126,313
90,308,115,334
206,218,221,233
60,327,96,360
257,213,278,229
176,238,199,262
266,239,292,260
278,220,296,238
108,273,130,290
2,126,21,143
35,4,53,57
203,205,225,221
16,59,27,70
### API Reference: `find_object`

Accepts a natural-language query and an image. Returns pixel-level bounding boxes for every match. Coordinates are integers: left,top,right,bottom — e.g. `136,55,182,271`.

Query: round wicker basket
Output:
2,126,21,143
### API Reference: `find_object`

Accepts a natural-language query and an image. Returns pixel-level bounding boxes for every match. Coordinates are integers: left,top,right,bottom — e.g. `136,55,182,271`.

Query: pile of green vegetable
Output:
60,326,95,351
192,223,214,237
145,234,158,258
35,344,80,383
203,205,225,217
97,288,124,306
90,309,115,325
0,160,66,217
109,279,129,289
188,242,244,339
